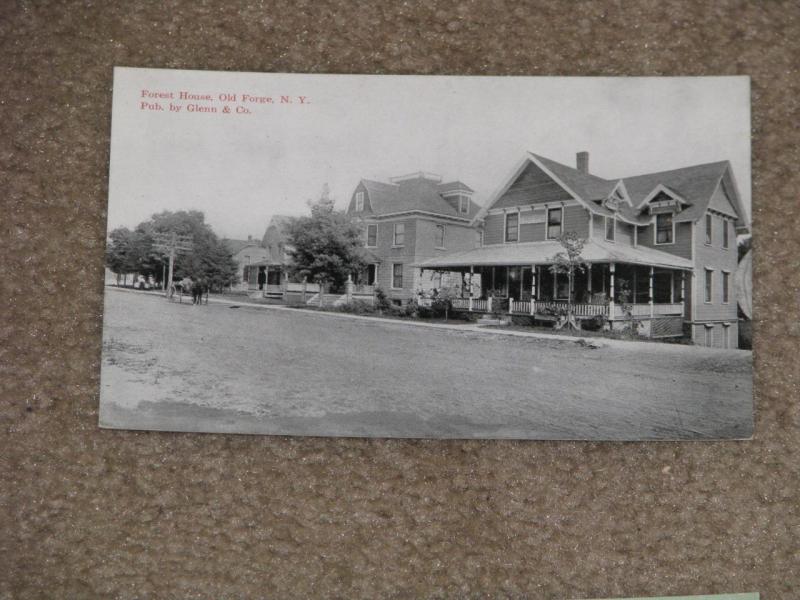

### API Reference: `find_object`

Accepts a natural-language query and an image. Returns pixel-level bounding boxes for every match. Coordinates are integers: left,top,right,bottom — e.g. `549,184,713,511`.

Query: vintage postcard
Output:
100,68,753,439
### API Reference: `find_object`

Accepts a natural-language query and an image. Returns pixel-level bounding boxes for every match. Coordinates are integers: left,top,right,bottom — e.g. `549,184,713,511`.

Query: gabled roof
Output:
529,153,617,201
358,175,480,220
223,238,260,255
478,152,747,231
621,161,731,223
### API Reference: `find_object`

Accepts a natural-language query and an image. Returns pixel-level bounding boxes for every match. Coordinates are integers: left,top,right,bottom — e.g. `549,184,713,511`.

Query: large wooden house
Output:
416,151,749,348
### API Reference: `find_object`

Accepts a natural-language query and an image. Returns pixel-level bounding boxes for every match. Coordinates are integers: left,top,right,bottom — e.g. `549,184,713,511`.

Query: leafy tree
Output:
105,227,135,284
548,231,588,331
105,210,239,292
105,227,154,285
286,196,367,292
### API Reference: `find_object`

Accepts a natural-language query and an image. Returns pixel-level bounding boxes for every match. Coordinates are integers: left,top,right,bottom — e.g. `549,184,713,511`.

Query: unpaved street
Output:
100,289,753,439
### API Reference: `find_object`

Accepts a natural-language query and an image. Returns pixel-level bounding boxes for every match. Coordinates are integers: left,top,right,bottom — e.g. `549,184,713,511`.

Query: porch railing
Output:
613,303,683,318
531,301,609,317
451,298,470,310
353,284,375,295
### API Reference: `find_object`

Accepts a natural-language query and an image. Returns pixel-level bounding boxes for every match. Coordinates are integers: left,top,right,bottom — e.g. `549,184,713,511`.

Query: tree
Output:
105,227,135,285
105,210,239,292
285,195,367,292
548,231,588,331
105,227,154,285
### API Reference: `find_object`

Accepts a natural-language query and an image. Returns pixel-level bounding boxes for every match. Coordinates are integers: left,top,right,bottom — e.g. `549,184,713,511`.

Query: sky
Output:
108,69,751,240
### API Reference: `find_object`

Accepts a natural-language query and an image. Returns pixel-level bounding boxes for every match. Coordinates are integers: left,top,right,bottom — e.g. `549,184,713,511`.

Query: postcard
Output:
100,68,753,439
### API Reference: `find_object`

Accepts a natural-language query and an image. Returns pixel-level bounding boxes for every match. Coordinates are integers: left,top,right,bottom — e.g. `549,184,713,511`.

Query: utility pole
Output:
152,231,194,296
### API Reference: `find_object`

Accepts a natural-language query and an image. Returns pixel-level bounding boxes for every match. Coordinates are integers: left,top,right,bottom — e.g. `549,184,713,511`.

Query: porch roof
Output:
414,239,693,270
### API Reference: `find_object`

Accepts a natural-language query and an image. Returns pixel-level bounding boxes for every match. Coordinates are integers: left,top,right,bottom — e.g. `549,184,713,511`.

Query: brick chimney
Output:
576,151,589,174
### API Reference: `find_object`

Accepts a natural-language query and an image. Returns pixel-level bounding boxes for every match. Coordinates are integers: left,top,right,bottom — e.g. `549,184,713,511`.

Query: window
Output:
355,191,364,212
459,196,469,214
366,224,377,247
547,207,562,239
705,214,712,245
505,213,519,242
435,224,445,248
722,219,730,249
605,216,616,242
393,222,405,246
656,213,674,244
704,268,713,303
392,264,403,289
722,271,730,303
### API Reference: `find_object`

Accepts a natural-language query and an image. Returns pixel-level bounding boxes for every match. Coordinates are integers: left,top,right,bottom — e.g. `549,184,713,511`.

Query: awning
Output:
414,239,693,270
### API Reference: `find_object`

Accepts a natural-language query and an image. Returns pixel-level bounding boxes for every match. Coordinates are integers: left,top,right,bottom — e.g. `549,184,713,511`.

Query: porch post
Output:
609,263,616,320
346,273,353,303
264,265,269,297
587,263,593,296
649,266,654,318
509,298,514,314
487,295,492,313
470,265,475,298
302,276,308,304
531,264,536,315
469,295,473,312
681,271,686,317
670,271,675,303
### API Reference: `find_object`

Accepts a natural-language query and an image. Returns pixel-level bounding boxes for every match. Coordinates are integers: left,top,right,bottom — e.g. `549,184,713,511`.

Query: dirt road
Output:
99,289,753,439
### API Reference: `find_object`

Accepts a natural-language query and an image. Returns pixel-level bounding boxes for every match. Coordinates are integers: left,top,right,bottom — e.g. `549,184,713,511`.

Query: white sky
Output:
108,69,751,240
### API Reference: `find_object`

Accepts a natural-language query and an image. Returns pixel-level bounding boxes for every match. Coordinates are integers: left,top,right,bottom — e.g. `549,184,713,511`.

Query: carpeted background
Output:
1,1,798,598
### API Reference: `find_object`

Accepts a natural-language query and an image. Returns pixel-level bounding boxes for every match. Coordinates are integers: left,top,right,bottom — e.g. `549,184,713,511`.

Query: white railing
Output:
285,282,320,293
451,298,470,310
472,298,489,312
353,284,375,294
510,300,532,315
613,303,684,318
653,302,684,315
265,284,283,294
533,301,609,317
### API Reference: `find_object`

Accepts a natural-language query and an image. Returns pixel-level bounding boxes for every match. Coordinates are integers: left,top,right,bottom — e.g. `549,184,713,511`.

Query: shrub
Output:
335,299,375,314
417,305,433,319
430,298,450,319
374,286,392,312
581,313,607,332
402,300,418,318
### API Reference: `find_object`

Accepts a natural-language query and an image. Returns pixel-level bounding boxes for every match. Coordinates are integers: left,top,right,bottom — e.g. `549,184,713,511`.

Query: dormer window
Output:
655,213,674,244
355,191,364,212
459,196,470,214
